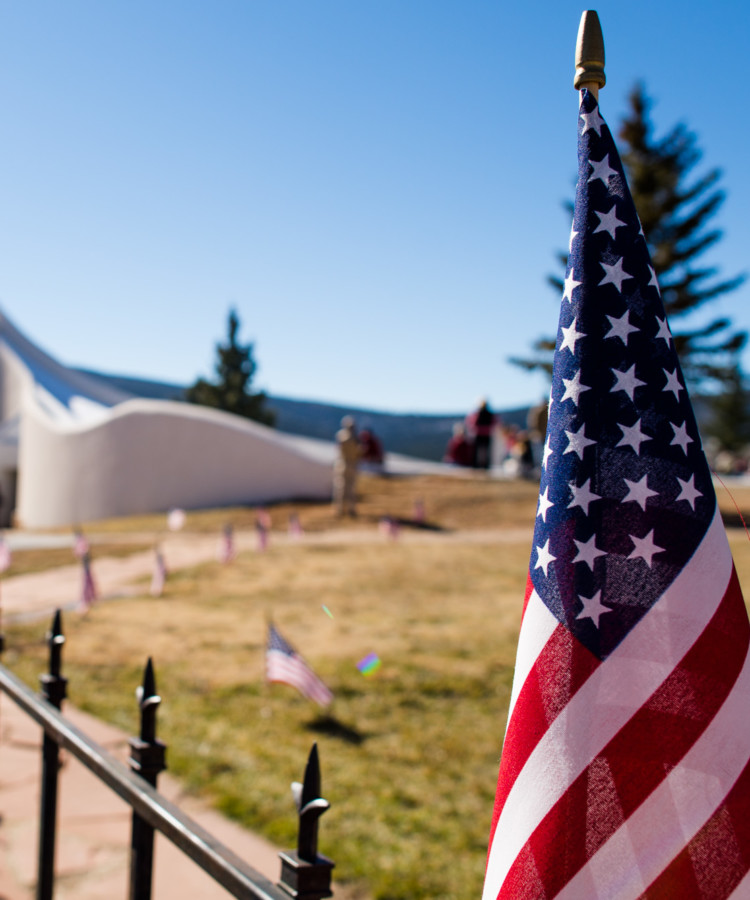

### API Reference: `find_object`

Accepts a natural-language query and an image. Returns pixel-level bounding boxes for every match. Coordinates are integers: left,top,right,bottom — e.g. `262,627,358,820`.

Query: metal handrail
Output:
0,663,288,900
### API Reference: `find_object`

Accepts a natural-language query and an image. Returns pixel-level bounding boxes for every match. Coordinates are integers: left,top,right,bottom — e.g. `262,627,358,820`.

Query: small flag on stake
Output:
150,547,167,597
80,552,98,611
218,524,235,563
72,529,89,559
266,622,333,707
256,517,269,552
0,538,11,573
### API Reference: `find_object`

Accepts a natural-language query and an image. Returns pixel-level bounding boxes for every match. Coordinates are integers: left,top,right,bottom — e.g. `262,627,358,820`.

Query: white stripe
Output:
483,506,732,899
267,651,332,704
506,590,559,722
557,642,750,900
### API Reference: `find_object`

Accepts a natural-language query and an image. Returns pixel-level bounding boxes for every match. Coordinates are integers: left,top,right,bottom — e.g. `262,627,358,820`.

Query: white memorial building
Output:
0,310,335,528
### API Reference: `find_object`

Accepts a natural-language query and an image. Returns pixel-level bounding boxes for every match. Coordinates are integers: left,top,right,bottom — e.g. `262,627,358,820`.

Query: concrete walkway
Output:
0,699,284,900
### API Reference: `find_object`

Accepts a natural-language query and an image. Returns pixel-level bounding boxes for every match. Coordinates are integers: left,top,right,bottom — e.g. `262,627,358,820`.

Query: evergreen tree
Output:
512,84,746,387
186,309,275,426
707,360,750,453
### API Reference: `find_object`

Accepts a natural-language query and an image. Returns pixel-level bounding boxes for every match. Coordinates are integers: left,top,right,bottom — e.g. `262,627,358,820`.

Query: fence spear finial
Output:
293,743,330,863
574,10,606,97
137,657,161,744
48,609,65,680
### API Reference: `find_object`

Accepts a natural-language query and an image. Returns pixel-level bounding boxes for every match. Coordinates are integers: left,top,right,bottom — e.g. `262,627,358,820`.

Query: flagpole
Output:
574,10,606,97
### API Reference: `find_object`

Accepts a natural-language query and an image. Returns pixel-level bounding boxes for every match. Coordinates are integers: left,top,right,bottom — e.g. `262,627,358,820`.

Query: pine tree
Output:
186,310,276,426
707,360,750,453
512,84,746,386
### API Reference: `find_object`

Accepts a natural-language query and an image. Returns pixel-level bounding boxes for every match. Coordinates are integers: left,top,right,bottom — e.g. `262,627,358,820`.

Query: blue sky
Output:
1,1,748,414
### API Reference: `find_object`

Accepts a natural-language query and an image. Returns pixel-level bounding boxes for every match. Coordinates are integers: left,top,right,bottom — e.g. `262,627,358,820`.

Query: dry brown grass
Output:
74,471,540,535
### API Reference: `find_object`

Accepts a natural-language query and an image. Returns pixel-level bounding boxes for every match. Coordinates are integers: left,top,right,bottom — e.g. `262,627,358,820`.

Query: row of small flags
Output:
1,508,387,706
63,511,310,609
0,525,339,708
6,501,420,611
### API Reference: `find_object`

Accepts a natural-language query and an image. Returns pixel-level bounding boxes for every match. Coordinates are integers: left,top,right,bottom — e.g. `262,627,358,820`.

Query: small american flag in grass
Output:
266,622,333,707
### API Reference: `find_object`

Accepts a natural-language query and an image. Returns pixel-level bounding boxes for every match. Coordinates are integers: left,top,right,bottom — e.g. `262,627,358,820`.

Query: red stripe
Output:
497,568,749,900
487,610,599,846
520,573,535,618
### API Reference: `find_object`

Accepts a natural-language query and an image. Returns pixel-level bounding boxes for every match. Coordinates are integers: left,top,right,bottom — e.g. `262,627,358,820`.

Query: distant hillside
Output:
264,396,532,461
75,368,530,462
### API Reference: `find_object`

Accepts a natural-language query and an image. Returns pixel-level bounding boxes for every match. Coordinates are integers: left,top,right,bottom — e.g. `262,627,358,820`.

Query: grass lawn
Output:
4,472,750,899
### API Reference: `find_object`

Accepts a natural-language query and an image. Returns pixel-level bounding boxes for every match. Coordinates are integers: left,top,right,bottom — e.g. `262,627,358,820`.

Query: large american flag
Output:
266,622,333,707
483,89,750,899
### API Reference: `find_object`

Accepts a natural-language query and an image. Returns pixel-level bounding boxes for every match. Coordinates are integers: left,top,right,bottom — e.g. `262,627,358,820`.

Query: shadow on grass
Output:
368,515,448,533
305,714,367,745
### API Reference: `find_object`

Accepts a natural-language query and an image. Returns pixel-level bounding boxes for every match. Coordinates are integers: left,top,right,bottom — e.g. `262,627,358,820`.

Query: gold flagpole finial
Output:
574,10,606,97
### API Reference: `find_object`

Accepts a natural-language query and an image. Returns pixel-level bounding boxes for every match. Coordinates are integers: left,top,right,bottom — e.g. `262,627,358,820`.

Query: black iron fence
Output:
0,610,334,900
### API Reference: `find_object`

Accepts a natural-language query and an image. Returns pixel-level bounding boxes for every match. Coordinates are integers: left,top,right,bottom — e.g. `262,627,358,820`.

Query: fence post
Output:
36,610,68,900
278,743,334,900
128,658,167,900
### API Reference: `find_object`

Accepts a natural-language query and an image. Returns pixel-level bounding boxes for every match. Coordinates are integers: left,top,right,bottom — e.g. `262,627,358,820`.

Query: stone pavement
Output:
0,696,288,900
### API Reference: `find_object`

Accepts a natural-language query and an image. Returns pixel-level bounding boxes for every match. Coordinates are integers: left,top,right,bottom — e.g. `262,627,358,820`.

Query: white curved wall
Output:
17,397,335,527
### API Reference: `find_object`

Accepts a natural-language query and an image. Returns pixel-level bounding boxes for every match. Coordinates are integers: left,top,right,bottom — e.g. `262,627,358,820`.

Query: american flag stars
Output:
663,366,683,399
588,153,617,187
528,89,713,660
593,204,626,239
676,474,703,510
655,315,672,345
605,309,638,343
599,257,633,292
568,478,600,515
572,534,606,570
560,369,590,404
562,269,581,303
559,317,585,353
616,417,651,454
579,104,605,136
563,422,596,459
611,364,645,401
622,474,658,511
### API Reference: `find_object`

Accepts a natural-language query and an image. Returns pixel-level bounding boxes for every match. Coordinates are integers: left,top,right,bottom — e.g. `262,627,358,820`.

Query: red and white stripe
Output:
266,649,333,707
80,558,98,611
483,504,750,899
